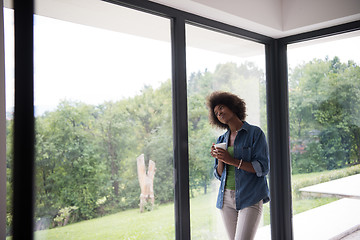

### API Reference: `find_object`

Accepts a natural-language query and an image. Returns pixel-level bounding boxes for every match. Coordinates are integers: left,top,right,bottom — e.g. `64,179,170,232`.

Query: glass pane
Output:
5,1,174,239
4,7,14,237
288,31,360,239
185,24,270,240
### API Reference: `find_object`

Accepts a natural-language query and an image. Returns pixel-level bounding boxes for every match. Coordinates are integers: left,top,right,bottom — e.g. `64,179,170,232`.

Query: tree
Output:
188,93,215,196
6,118,14,235
95,100,135,198
6,61,269,232
35,101,108,221
288,57,360,173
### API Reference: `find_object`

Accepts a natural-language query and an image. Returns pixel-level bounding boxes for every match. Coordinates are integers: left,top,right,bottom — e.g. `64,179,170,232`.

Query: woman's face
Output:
214,104,235,125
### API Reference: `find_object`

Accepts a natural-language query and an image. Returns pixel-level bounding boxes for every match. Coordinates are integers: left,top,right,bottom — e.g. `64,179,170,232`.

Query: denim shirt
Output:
214,121,270,210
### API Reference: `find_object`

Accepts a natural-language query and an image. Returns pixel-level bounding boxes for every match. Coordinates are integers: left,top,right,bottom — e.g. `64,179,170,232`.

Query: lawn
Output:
8,165,360,239
33,203,176,240
30,192,224,240
19,193,334,240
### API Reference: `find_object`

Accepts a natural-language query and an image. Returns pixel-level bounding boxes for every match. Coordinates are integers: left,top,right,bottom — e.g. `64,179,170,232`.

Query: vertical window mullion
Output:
171,15,191,240
266,40,293,240
12,0,35,239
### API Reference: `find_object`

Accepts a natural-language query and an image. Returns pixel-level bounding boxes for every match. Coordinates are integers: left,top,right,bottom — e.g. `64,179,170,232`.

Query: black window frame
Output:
10,0,360,239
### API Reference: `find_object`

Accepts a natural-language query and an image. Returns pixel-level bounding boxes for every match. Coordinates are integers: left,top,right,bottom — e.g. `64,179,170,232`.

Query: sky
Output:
5,9,173,113
3,8,360,115
287,33,360,68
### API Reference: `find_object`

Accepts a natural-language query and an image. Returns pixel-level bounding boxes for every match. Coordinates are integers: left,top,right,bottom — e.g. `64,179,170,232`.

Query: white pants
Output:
220,189,263,240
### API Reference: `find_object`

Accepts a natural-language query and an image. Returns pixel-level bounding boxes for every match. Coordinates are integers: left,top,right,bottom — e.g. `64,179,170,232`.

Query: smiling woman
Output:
206,91,270,240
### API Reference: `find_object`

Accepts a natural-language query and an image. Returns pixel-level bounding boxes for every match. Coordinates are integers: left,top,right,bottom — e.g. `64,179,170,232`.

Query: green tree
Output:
95,100,135,199
35,101,107,221
6,118,14,235
6,61,268,232
289,57,360,173
188,93,215,196
314,58,360,167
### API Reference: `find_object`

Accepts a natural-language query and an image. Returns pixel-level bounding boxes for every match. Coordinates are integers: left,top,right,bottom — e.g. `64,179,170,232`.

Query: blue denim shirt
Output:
214,121,270,210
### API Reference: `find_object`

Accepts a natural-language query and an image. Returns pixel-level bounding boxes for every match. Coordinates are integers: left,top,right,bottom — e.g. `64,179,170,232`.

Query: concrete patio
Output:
300,174,360,199
255,174,360,240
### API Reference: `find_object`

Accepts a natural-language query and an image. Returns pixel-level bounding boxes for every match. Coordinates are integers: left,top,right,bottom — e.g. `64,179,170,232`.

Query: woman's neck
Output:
228,119,243,133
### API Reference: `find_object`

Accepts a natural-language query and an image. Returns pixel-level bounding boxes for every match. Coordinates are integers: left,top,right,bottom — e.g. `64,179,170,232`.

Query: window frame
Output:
8,0,360,239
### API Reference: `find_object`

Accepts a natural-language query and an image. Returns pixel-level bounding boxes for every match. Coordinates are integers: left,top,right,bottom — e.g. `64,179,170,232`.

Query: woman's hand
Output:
210,144,217,158
215,148,237,166
211,143,227,177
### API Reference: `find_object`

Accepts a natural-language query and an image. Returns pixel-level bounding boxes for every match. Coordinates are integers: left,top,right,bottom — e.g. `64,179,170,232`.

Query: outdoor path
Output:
300,174,360,199
255,198,360,240
255,174,360,240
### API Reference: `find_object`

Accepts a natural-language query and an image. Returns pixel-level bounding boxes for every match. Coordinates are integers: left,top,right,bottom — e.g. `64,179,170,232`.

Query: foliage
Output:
35,101,108,222
53,206,79,227
289,57,360,173
5,57,360,234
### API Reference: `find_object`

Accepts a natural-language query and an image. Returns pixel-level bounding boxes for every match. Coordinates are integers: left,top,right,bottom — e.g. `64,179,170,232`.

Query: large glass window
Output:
5,1,175,239
185,24,269,239
4,7,14,237
288,31,360,239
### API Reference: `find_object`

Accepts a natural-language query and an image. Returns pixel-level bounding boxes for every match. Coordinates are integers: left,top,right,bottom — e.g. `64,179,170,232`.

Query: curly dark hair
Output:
206,91,246,129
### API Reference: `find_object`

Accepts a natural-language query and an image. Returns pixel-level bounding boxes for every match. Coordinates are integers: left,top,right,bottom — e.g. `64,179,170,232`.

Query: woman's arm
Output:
216,160,225,176
251,130,270,177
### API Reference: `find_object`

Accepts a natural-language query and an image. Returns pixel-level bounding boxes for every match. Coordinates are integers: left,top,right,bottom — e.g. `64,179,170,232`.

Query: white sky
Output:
3,8,360,115
288,34,360,69
5,9,173,113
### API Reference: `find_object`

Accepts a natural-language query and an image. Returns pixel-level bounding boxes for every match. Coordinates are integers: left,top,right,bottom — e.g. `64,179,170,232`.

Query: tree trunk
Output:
137,154,156,212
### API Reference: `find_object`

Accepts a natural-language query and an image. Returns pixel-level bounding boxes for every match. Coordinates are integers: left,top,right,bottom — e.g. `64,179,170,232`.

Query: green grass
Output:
23,193,333,240
292,197,338,215
7,166,360,239
291,164,360,197
32,203,176,240
6,194,344,240
290,165,360,216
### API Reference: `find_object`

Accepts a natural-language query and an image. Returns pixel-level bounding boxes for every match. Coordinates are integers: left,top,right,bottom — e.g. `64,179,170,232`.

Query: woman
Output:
207,91,270,240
